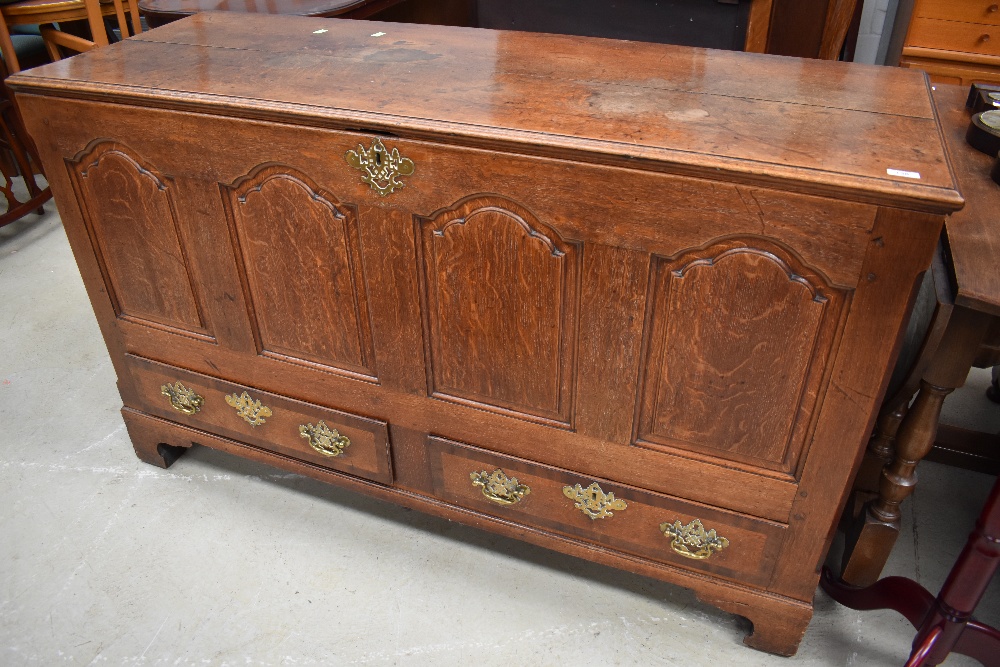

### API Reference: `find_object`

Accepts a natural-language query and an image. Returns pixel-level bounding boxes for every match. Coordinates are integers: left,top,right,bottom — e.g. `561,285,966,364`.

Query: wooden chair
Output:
0,0,141,74
0,57,51,228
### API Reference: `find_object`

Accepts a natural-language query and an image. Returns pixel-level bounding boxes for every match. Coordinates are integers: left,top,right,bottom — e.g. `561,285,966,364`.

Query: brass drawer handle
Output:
470,468,530,505
345,137,414,197
300,420,350,457
562,482,627,520
660,519,730,560
225,391,272,427
161,381,204,415
991,4,999,13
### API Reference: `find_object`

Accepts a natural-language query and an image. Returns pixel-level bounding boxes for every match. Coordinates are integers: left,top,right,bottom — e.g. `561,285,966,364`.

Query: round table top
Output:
137,0,390,25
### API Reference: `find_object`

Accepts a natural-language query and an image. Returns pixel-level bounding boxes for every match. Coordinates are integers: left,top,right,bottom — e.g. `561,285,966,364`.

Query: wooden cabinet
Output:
901,0,1000,84
8,13,961,657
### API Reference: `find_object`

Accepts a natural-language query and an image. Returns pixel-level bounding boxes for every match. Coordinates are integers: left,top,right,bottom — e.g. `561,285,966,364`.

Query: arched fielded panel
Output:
636,237,847,475
416,196,581,428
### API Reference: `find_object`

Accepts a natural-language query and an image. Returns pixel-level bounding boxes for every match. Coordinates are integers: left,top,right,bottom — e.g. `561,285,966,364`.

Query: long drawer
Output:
908,17,1000,57
125,355,393,484
426,435,786,587
914,0,1000,26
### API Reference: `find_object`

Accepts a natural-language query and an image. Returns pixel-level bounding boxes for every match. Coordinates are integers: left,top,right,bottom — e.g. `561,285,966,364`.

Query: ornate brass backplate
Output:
160,381,204,415
659,518,730,560
345,137,415,196
224,391,272,427
470,468,530,505
299,420,350,457
562,482,627,520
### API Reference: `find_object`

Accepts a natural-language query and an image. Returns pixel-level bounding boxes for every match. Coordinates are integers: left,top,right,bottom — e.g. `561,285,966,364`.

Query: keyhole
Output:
375,151,382,166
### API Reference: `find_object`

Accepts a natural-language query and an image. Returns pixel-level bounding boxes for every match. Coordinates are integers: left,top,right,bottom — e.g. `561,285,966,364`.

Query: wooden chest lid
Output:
8,12,963,212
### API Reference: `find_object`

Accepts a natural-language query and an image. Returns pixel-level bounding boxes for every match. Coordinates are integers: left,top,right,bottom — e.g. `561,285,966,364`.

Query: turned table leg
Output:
841,307,991,587
853,402,909,497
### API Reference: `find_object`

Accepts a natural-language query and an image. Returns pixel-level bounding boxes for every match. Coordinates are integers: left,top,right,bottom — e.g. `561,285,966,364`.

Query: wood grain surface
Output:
11,17,960,656
427,435,786,587
934,84,1000,317
416,195,580,427
8,13,961,213
222,164,377,380
68,140,209,338
636,237,846,474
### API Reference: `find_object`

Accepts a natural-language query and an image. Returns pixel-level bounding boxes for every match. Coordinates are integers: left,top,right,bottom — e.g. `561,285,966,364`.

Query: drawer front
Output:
908,17,1000,57
915,0,1000,26
900,55,1000,84
126,355,393,484
427,436,786,587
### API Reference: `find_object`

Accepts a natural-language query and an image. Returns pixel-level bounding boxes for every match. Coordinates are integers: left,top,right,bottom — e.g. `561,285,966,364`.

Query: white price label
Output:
886,168,921,179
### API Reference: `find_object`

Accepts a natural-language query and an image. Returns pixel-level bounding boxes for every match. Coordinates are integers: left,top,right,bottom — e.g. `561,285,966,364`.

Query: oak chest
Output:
8,13,963,655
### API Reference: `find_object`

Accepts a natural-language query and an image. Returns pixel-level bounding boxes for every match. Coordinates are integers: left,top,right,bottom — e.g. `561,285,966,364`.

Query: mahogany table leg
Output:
841,307,991,587
823,473,1000,667
910,474,1000,665
821,569,934,626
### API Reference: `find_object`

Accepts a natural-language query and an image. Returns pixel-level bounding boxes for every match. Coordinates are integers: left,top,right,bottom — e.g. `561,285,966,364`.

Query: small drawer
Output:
915,0,1000,26
908,17,1000,57
126,355,392,484
427,436,786,587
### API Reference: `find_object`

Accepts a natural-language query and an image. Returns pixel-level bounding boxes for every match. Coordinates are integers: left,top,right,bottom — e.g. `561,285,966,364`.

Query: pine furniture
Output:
900,0,1000,85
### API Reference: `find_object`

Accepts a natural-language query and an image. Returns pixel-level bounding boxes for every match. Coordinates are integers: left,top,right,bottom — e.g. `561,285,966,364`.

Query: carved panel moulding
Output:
635,236,847,476
67,140,211,340
221,163,377,381
416,195,581,428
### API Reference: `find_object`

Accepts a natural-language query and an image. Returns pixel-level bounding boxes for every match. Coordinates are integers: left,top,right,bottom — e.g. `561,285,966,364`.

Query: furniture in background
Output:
467,0,864,59
0,67,49,228
746,0,863,59
138,0,471,29
0,0,141,74
8,13,961,656
137,0,861,61
898,0,1000,84
823,474,1000,667
840,84,1000,588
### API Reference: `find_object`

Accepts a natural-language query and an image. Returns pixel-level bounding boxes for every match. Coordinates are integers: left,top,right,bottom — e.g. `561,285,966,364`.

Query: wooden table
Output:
138,0,406,28
840,83,1000,588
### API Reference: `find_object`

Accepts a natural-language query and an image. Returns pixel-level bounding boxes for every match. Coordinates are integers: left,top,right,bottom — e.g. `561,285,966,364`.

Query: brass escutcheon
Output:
299,421,350,457
562,482,627,520
224,391,272,427
470,468,530,505
345,137,415,196
161,381,204,415
659,518,730,560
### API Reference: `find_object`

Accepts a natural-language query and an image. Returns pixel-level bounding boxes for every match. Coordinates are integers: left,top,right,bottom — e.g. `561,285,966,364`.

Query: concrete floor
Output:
2,207,1000,666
